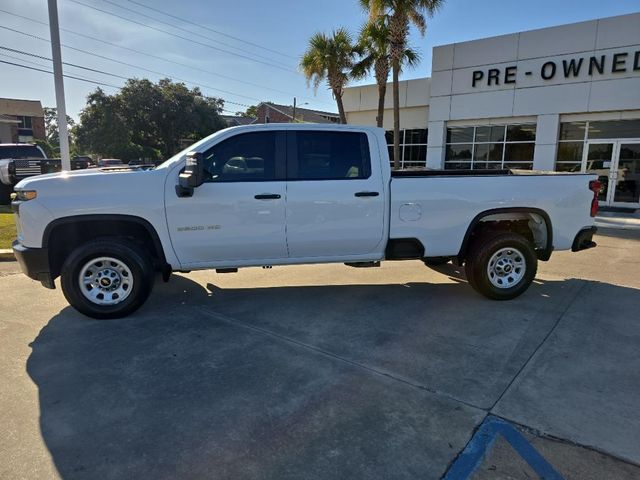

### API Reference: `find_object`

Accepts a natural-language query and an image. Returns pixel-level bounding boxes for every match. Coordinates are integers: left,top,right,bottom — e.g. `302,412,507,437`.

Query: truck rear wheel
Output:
0,183,12,205
465,233,537,300
61,239,155,319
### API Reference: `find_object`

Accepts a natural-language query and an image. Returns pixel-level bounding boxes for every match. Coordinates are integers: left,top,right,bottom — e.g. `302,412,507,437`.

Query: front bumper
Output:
571,226,597,252
12,240,55,289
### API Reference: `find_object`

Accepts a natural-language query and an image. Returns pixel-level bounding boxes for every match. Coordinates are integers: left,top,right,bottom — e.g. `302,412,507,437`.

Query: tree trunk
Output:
392,62,400,170
335,90,347,124
376,82,386,128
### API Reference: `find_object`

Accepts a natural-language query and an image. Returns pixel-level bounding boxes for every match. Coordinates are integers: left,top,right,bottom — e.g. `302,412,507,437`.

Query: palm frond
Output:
300,28,357,92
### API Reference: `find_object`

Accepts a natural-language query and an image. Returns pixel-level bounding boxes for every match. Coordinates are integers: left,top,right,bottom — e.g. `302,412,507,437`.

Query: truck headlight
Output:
12,190,37,201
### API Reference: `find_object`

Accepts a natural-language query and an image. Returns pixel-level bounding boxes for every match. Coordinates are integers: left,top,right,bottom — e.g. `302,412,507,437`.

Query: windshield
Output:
0,145,45,159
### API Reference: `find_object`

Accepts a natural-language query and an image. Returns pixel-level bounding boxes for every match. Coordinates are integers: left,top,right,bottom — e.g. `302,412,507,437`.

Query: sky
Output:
0,0,638,120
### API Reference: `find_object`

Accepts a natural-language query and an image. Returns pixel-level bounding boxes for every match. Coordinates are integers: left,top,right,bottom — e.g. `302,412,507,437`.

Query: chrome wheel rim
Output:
78,257,133,305
487,247,526,289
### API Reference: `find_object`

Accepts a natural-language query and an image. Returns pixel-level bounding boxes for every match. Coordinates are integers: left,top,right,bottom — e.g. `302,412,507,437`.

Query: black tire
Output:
0,183,13,205
61,239,155,319
424,257,451,267
465,232,537,300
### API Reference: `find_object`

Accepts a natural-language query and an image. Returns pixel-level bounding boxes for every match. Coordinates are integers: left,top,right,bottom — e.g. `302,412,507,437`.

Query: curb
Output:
595,220,640,231
0,249,15,262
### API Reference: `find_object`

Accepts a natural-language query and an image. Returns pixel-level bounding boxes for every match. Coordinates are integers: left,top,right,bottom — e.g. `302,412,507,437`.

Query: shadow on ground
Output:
26,273,640,479
594,227,640,241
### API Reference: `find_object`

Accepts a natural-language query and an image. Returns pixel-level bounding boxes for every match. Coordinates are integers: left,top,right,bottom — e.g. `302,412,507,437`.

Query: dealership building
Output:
343,12,640,209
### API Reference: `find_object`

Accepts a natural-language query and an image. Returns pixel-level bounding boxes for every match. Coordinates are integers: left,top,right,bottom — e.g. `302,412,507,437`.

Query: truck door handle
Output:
354,191,379,197
254,193,281,200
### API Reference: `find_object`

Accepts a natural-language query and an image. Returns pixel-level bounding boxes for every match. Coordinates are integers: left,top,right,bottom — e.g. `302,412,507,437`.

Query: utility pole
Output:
292,97,296,123
291,98,308,123
47,0,71,170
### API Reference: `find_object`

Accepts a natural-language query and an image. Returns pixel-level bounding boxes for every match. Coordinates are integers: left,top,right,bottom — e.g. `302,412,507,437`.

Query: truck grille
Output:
13,160,43,177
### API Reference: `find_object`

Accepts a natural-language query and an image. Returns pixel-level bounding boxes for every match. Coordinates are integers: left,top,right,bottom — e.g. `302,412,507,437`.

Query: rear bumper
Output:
571,226,597,252
12,240,55,289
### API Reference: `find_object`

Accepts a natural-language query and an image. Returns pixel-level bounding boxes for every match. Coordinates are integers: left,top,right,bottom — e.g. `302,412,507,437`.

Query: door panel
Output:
285,131,385,258
286,180,385,257
166,182,287,264
164,131,288,265
613,143,640,205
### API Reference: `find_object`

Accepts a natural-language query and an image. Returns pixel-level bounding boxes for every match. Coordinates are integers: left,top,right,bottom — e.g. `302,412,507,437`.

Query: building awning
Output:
0,114,20,124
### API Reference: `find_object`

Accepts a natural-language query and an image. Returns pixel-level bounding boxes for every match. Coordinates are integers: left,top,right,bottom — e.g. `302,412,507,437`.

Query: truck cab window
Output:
291,131,371,180
202,131,278,182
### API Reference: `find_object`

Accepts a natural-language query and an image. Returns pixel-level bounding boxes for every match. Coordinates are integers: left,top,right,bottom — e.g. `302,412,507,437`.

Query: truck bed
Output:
391,168,512,177
389,171,596,257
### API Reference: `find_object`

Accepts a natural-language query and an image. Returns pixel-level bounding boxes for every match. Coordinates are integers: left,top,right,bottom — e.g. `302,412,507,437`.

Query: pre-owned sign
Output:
472,50,640,87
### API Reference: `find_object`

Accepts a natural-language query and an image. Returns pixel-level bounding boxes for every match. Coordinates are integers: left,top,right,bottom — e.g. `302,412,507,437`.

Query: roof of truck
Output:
222,123,384,133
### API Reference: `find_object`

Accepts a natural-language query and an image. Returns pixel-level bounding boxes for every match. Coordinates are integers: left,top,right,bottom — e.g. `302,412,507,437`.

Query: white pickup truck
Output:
11,124,600,319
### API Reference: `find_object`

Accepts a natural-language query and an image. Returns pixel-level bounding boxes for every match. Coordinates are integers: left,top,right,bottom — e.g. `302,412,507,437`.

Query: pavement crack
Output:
195,306,485,412
491,413,640,469
489,279,589,412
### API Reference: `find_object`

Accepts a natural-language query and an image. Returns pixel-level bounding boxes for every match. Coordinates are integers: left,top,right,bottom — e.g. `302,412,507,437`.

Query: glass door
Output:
583,142,615,204
611,142,640,207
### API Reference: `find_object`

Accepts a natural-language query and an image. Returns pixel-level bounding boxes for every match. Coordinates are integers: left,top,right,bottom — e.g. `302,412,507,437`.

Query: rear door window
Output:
288,131,371,180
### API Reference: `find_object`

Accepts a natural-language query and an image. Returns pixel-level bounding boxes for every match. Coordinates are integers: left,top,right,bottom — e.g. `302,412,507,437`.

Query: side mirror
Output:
177,151,205,197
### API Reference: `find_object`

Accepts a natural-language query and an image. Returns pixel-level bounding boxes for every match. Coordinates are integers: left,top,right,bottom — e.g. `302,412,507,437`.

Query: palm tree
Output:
360,0,444,169
300,28,356,124
352,18,420,129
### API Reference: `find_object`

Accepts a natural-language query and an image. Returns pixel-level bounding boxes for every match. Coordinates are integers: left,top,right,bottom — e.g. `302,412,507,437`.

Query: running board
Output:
344,261,380,268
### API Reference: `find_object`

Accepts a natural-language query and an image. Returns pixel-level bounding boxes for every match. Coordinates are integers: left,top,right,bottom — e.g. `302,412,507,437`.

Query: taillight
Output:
589,180,601,217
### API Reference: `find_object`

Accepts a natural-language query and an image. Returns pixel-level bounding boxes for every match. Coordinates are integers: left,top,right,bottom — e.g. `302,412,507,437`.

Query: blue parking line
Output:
443,415,565,480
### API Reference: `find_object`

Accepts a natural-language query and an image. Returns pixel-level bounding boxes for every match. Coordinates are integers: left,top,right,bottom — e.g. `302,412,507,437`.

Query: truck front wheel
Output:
465,233,537,300
60,239,155,319
0,183,12,205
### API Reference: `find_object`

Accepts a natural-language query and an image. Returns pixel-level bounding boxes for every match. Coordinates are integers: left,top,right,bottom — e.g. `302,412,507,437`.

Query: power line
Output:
0,45,130,80
0,8,333,107
127,0,296,60
99,0,293,69
0,58,122,89
1,56,240,119
0,24,255,106
68,0,297,74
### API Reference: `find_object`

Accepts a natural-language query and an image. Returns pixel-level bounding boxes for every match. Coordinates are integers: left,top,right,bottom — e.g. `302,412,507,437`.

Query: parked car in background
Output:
73,155,95,167
0,144,94,204
1,144,47,204
127,159,158,167
96,158,124,168
11,124,600,319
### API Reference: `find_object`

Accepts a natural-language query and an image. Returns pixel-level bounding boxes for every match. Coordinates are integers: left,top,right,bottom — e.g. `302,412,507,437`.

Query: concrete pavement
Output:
1,228,639,479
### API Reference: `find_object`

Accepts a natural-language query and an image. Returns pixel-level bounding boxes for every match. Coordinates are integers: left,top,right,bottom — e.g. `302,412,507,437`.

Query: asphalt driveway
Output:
1,228,639,479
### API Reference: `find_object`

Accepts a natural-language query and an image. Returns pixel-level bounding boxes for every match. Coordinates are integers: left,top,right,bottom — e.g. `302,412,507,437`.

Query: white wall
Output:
430,13,640,120
346,107,428,130
342,13,640,170
343,78,431,111
427,12,640,168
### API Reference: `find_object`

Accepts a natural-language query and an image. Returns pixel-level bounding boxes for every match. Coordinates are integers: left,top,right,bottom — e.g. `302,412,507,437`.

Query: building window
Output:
16,115,34,139
445,124,536,170
385,129,428,169
588,120,640,139
555,120,640,171
17,116,32,129
556,122,586,172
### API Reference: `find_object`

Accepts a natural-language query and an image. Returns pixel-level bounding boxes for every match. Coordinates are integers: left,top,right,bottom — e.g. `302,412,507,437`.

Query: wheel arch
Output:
457,207,553,263
43,214,168,278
